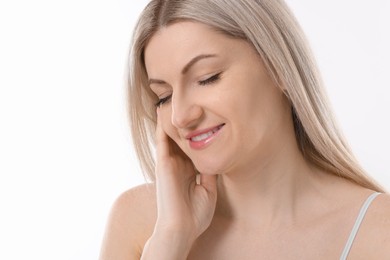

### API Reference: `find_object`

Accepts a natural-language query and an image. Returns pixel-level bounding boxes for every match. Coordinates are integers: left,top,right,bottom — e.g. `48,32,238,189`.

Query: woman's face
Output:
144,21,291,175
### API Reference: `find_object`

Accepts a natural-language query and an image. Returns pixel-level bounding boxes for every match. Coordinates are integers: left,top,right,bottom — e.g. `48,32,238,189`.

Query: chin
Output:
192,158,226,175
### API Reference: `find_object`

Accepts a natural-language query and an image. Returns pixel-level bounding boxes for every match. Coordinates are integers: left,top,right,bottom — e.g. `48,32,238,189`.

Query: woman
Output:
100,0,390,259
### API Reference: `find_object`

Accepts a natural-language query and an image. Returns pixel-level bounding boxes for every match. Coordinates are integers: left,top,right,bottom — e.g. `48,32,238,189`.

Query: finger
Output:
199,174,218,195
155,108,195,182
155,108,170,160
156,108,190,160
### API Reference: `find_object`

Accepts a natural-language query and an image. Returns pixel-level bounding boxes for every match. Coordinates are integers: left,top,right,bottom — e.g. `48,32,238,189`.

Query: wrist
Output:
141,227,195,259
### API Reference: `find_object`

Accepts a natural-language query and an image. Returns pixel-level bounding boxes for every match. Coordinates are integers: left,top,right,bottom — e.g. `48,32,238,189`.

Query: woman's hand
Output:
141,109,218,258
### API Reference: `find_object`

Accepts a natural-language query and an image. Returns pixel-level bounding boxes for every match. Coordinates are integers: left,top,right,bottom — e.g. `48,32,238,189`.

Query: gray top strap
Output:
340,192,381,260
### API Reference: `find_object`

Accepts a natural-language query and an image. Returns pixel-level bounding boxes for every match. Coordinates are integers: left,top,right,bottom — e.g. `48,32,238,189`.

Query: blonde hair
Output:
128,0,384,192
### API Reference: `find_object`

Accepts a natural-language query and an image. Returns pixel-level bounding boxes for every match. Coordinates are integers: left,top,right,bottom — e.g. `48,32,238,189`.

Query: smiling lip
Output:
186,124,225,150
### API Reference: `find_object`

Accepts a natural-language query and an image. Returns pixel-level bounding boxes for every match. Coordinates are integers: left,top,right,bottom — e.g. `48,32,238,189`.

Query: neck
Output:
215,129,324,228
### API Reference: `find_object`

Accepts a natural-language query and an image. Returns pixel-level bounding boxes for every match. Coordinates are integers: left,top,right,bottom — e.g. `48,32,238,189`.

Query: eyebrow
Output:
148,53,218,86
181,54,218,74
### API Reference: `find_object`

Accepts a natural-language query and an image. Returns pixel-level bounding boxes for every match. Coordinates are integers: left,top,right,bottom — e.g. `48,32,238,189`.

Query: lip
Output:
186,124,225,150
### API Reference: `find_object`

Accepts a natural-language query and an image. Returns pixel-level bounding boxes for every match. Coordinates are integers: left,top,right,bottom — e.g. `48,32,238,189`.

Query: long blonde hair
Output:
128,0,384,192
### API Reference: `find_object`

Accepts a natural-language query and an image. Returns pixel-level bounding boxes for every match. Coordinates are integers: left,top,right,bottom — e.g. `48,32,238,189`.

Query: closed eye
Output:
198,72,222,86
155,95,172,107
154,72,222,107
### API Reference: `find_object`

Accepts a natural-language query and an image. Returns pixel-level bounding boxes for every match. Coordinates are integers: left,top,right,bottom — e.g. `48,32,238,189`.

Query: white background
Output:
0,0,389,259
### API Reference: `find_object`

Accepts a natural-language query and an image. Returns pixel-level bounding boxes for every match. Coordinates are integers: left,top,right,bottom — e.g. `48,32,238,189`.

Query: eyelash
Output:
155,95,171,107
198,72,222,86
154,72,222,107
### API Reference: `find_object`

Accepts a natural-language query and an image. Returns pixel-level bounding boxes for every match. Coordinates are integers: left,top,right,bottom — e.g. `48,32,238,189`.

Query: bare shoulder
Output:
351,192,390,258
366,193,390,244
99,183,157,260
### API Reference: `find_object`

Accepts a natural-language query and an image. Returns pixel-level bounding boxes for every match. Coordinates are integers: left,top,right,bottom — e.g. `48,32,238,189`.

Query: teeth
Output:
191,131,213,142
190,127,221,142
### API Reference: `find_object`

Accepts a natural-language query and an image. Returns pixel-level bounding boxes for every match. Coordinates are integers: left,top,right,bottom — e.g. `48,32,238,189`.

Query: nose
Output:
171,92,203,129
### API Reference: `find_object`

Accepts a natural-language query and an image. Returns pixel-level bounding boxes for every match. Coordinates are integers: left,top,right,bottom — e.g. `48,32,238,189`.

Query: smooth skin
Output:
100,22,390,259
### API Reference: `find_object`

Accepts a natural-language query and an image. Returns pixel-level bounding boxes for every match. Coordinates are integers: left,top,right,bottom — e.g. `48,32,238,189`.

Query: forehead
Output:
144,21,234,76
